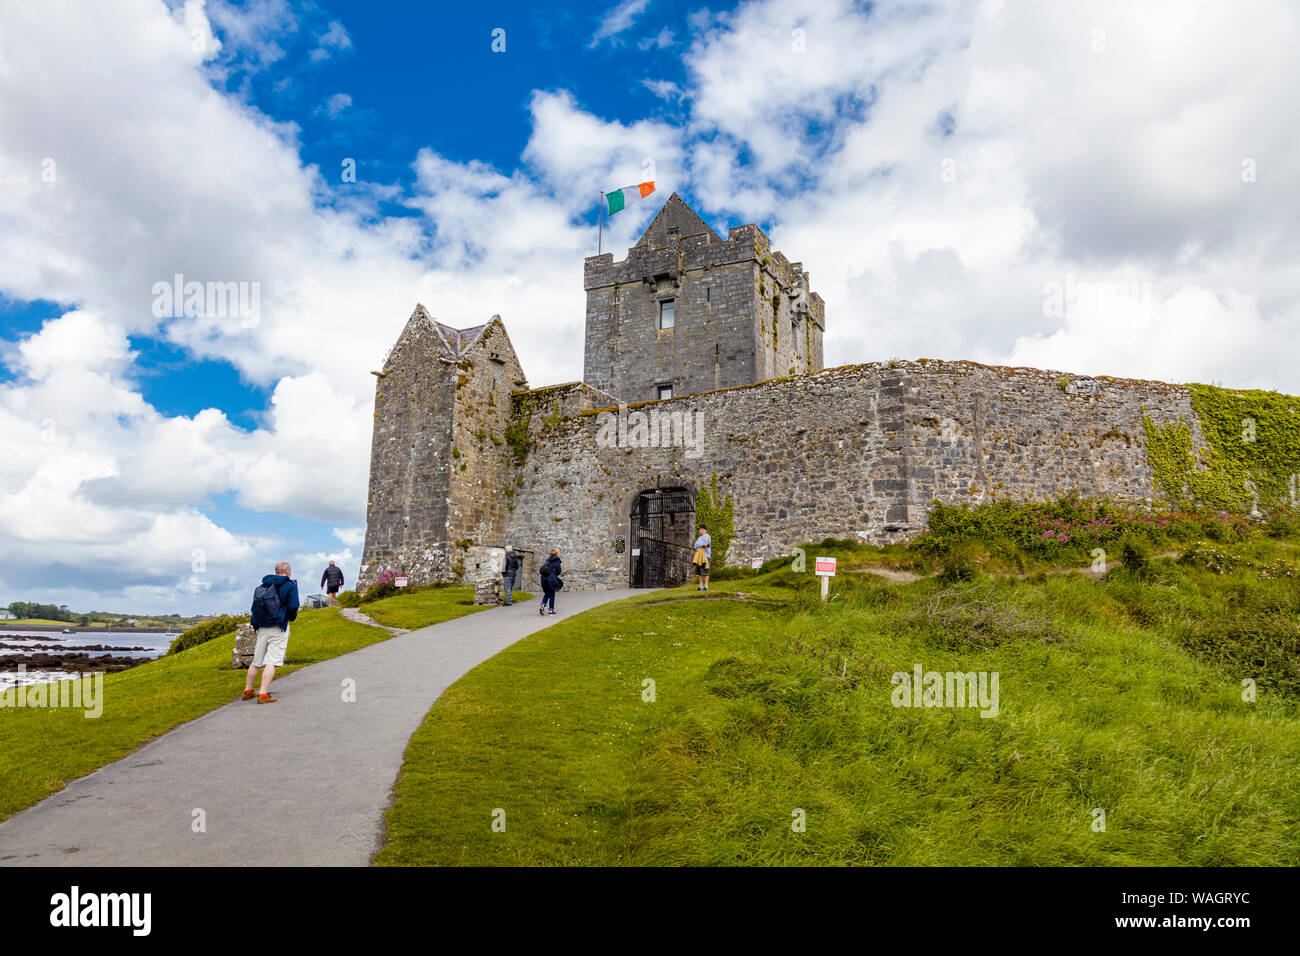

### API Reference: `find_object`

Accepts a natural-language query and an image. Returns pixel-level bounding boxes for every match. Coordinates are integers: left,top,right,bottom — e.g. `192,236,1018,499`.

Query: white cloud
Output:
333,526,365,548
642,78,683,101
639,28,674,51
309,19,352,62
317,91,352,118
590,0,652,48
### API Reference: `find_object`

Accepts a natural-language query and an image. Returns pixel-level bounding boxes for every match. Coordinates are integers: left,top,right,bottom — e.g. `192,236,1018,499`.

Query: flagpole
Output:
598,191,605,254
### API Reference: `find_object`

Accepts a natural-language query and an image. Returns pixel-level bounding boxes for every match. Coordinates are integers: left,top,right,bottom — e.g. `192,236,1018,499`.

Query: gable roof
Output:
634,192,721,248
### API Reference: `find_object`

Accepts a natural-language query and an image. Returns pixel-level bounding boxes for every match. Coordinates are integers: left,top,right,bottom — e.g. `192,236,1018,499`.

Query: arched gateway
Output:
629,488,695,588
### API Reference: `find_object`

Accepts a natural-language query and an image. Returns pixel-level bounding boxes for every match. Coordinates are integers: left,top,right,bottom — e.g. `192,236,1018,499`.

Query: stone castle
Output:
359,193,1219,591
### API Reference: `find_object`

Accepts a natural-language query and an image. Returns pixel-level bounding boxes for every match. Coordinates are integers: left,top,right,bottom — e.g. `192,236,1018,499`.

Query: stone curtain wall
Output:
498,360,1203,589
896,362,1198,530
358,307,457,589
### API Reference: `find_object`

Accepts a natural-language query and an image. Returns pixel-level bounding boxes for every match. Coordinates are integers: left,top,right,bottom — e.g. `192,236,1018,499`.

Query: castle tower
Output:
582,193,825,403
358,306,525,589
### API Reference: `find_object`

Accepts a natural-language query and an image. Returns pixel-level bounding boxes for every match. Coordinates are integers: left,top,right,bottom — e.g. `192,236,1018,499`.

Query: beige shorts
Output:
252,625,289,668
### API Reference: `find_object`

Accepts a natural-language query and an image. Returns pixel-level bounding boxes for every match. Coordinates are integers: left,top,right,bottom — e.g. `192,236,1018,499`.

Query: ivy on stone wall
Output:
1141,383,1300,513
1189,384,1300,511
505,393,533,466
694,474,734,565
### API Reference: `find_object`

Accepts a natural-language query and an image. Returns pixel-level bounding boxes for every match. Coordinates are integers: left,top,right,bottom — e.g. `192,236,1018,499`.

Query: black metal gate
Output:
629,488,696,588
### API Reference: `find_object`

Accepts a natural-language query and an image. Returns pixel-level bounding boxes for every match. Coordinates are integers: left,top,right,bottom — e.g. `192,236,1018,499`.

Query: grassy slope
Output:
377,548,1300,866
0,608,393,821
363,586,532,631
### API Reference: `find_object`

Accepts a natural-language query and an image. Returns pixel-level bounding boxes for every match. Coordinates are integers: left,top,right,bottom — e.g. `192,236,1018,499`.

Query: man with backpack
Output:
502,546,520,606
241,561,299,704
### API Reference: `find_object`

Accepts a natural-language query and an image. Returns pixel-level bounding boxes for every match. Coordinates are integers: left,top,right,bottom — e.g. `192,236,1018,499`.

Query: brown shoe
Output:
241,690,256,701
257,693,278,704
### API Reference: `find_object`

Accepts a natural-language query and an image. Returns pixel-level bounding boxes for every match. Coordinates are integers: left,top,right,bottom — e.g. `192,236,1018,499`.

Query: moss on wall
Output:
505,393,533,466
1142,384,1300,513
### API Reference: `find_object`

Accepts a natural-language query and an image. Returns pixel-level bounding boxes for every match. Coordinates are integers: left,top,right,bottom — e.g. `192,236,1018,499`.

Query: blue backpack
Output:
251,581,284,628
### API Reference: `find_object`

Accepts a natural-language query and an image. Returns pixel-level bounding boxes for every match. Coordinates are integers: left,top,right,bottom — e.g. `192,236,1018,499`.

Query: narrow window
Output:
705,286,711,303
659,299,675,329
657,383,674,400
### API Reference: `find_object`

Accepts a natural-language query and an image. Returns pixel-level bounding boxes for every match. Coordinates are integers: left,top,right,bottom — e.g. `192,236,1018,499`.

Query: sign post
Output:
395,575,408,588
751,557,762,571
814,556,836,601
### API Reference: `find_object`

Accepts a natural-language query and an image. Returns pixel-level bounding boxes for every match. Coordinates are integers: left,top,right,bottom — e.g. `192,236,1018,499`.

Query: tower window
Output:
657,383,674,400
659,299,675,330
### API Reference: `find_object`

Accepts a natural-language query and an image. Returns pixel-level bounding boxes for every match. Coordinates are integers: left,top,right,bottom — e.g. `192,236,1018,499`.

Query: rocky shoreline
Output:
0,641,151,652
0,624,178,633
0,652,154,674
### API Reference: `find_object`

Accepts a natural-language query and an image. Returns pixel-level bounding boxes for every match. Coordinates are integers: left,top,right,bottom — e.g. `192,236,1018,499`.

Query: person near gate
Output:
540,548,563,615
503,546,520,606
692,526,711,591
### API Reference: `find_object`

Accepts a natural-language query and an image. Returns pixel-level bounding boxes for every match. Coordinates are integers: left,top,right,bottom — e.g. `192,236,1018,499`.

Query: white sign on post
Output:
395,576,409,588
751,557,762,570
814,557,835,602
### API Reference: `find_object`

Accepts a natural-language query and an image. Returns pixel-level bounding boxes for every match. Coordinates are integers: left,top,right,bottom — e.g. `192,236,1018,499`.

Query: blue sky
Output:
1,0,1297,614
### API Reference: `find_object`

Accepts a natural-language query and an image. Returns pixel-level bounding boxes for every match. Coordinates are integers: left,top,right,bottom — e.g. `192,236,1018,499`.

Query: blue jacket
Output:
541,555,562,590
251,574,299,630
693,533,712,560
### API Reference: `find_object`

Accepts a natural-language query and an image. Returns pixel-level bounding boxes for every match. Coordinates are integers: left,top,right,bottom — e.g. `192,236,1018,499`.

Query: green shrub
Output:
916,493,1256,565
1181,613,1300,698
938,555,976,584
1120,539,1150,577
1265,506,1300,539
908,580,1061,650
336,590,362,608
708,567,747,581
168,613,245,655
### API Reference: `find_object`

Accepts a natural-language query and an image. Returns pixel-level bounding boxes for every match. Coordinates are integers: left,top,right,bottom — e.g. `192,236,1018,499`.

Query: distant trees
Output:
5,601,76,622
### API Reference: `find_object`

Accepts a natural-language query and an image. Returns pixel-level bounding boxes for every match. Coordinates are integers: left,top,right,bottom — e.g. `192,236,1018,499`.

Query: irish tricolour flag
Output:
605,181,655,216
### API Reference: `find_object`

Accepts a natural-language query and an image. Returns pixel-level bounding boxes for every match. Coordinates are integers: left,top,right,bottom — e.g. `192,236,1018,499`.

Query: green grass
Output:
363,586,531,630
0,608,394,821
377,543,1300,866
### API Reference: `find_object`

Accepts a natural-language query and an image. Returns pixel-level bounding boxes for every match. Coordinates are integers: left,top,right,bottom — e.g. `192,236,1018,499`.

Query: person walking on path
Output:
242,561,299,704
539,548,562,616
502,547,520,606
321,559,344,605
692,526,711,591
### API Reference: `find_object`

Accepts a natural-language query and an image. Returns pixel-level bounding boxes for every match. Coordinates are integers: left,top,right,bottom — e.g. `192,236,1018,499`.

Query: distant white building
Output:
0,609,13,619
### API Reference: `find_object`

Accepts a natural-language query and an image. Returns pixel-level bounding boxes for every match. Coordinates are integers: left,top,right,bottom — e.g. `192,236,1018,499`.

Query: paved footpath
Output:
0,589,631,867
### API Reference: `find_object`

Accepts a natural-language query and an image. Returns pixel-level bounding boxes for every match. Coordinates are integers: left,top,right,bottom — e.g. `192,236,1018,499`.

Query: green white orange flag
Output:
605,181,655,215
